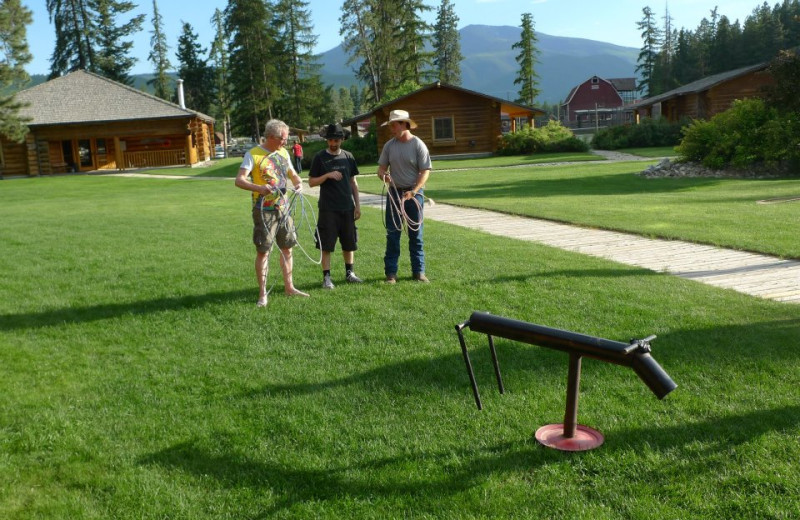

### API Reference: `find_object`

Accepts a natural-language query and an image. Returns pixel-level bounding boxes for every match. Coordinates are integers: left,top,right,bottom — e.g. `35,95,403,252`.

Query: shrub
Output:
676,98,800,170
591,117,685,149
342,124,378,164
497,120,589,155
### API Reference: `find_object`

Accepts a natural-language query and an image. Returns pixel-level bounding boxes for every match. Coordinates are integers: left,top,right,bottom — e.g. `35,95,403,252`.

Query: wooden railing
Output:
123,150,186,169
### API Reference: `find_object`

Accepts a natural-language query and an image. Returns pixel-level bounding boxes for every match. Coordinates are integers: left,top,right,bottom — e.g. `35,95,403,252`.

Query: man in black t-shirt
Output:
308,123,363,289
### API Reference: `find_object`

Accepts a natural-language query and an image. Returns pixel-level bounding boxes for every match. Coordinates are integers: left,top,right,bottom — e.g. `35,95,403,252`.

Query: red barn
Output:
561,76,634,127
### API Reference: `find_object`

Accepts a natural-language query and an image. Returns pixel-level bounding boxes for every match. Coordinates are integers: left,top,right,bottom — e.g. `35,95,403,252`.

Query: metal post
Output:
563,353,582,438
456,322,482,410
487,335,505,395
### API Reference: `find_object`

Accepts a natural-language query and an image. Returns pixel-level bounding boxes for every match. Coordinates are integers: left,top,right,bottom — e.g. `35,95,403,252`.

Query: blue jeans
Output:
384,189,425,275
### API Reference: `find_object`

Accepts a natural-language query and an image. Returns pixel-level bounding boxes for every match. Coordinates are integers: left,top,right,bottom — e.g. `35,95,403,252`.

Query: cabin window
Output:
432,116,455,142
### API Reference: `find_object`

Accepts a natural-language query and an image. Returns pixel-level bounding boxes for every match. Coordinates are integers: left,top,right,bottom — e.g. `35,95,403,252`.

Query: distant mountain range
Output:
319,24,640,105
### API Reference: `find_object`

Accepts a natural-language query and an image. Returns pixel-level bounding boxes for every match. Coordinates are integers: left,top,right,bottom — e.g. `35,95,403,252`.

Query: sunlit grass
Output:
1,176,798,518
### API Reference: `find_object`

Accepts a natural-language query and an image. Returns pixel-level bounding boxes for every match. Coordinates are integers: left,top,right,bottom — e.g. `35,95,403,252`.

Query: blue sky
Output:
23,0,760,76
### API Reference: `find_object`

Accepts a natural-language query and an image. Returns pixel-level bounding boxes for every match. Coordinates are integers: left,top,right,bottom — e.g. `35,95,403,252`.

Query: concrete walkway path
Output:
355,191,800,304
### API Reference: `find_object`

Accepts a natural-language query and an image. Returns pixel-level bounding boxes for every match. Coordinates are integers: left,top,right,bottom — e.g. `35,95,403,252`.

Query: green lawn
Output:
150,153,800,260
358,161,800,260
1,176,798,518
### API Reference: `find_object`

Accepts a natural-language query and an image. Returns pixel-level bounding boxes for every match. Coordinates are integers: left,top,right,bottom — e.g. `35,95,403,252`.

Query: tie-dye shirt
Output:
241,145,291,210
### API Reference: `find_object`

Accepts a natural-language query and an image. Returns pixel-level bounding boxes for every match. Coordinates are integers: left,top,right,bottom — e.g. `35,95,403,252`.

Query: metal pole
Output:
487,335,505,395
456,322,482,410
563,353,582,438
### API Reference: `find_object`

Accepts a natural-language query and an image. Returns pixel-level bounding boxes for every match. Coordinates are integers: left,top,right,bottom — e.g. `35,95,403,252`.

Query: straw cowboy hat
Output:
381,109,417,129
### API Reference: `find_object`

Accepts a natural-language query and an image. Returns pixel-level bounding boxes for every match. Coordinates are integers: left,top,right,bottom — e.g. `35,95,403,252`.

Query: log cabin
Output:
1,70,215,178
632,62,773,122
342,82,545,158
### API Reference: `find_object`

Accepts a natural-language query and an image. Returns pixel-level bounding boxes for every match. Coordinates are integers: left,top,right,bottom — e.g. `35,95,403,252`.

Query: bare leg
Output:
281,247,309,297
321,250,332,271
343,250,354,264
256,251,269,306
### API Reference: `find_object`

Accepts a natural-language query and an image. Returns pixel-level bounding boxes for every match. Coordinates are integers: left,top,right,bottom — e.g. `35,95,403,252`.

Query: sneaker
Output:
345,272,363,283
257,295,268,307
322,275,335,290
385,274,397,285
413,273,430,283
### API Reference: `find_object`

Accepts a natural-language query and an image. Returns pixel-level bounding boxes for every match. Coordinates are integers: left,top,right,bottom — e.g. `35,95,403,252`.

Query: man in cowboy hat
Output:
308,123,363,289
377,109,432,284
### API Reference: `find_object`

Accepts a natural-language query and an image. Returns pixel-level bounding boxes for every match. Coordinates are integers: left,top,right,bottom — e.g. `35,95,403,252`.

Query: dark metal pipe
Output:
467,311,677,399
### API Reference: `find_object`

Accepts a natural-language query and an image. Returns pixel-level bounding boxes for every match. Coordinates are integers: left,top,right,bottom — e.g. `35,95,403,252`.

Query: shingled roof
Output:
16,70,213,127
634,61,769,109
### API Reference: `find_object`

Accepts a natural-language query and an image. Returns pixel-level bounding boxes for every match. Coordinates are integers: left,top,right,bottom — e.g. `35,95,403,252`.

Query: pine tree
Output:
433,0,462,85
209,9,231,137
225,0,277,140
338,86,355,120
340,0,432,105
92,0,145,86
0,0,32,142
175,22,212,114
393,0,434,85
147,0,172,101
46,0,96,77
271,0,329,129
512,12,540,106
340,0,383,104
635,6,662,97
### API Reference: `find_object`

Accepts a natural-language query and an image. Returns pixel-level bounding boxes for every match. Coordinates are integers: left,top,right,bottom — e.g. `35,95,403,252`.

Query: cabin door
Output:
77,139,94,171
61,141,76,172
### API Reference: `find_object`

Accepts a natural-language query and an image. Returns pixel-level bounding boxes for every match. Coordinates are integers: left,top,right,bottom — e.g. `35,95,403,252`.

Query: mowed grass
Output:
1,176,799,519
358,160,800,259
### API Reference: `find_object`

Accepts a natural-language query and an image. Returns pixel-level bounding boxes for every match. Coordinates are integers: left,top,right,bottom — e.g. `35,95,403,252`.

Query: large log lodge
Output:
0,70,214,178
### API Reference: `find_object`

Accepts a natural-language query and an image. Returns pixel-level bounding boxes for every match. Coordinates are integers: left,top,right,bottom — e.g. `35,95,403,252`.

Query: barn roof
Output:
16,70,214,127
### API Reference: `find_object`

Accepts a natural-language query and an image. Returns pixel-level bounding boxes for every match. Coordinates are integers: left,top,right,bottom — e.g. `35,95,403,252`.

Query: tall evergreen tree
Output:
393,0,434,84
340,0,384,104
92,0,145,86
635,6,661,97
340,0,432,105
512,12,540,105
225,0,277,140
175,22,213,113
0,0,32,142
147,0,172,100
209,8,231,137
433,0,462,85
337,86,355,120
271,0,329,129
46,0,96,77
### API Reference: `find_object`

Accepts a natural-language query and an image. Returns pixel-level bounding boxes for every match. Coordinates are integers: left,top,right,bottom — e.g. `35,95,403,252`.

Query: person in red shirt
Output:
292,141,304,174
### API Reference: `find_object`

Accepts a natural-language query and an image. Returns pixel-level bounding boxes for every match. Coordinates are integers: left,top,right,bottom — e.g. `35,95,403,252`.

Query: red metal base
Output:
535,423,605,451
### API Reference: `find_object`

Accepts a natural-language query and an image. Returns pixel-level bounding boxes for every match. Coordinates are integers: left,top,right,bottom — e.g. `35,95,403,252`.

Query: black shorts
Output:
316,209,358,252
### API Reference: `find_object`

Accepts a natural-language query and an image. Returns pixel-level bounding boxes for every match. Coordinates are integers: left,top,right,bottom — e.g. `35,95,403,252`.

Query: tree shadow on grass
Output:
137,403,800,516
0,289,253,331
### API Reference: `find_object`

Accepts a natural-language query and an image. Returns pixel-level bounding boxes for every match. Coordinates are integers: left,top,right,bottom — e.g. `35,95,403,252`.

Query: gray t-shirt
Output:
378,136,432,189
